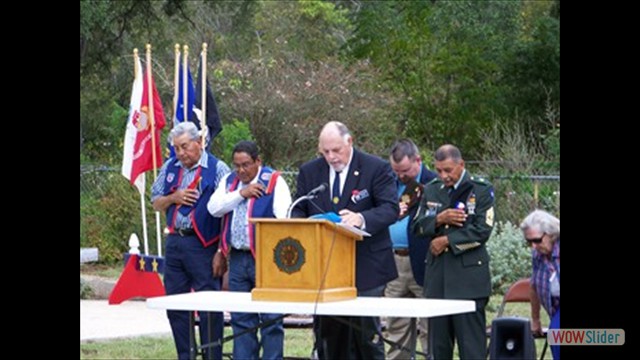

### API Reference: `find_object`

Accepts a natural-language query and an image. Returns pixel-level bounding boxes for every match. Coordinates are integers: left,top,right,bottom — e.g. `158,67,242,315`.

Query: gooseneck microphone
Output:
307,183,329,197
286,183,329,218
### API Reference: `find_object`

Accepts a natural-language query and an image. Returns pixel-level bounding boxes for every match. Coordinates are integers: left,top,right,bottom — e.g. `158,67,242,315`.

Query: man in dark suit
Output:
292,121,399,360
412,144,495,359
384,139,436,359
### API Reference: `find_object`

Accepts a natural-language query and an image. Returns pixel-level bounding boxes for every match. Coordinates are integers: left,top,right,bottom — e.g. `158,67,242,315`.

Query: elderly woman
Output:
520,209,560,359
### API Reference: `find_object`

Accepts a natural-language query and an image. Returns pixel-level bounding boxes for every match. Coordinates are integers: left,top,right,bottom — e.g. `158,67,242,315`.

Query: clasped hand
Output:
177,188,200,206
437,208,467,227
240,183,265,199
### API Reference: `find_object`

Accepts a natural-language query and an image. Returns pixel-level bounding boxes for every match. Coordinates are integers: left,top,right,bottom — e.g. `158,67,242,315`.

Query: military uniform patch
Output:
485,206,495,227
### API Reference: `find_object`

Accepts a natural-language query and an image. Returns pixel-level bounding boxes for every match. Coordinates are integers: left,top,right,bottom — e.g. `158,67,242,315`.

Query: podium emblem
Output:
273,237,306,274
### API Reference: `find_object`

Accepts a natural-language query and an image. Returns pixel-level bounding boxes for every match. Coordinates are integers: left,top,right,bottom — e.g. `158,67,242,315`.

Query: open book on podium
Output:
249,218,364,302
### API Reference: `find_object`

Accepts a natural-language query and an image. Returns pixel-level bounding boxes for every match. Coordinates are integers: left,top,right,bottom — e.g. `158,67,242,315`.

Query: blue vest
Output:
220,166,280,257
163,154,222,247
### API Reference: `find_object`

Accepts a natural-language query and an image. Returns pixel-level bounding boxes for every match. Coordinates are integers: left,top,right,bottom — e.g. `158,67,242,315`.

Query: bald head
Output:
318,121,353,172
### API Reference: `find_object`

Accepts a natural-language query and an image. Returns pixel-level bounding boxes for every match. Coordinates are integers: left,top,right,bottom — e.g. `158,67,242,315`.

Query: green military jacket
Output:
411,171,495,299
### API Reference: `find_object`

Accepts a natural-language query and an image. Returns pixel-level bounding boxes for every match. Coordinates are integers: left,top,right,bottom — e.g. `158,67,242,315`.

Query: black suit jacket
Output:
292,148,399,291
406,165,437,285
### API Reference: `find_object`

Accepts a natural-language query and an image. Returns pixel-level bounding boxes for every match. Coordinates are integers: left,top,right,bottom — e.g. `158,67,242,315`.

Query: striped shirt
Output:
151,152,230,229
531,237,560,317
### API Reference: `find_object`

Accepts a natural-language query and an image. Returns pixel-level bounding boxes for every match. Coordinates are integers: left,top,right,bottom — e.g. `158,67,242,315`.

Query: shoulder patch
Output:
260,172,272,181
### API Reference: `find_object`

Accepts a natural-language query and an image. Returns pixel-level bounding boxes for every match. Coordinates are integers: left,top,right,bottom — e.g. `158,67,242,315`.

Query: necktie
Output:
332,171,341,210
231,198,249,249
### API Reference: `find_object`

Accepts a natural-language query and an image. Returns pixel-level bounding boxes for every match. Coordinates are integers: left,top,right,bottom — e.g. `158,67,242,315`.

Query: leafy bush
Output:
487,221,531,295
81,169,162,263
81,277,94,299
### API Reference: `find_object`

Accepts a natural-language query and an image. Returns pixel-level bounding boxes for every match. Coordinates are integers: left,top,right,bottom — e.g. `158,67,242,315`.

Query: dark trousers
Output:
316,285,386,360
164,234,224,360
228,249,284,360
428,297,488,360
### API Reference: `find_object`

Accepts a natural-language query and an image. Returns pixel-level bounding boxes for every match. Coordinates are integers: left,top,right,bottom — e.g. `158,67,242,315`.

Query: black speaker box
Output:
489,317,537,359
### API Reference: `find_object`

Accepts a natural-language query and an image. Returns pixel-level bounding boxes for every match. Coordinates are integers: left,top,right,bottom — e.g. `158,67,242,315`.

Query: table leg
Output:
409,317,417,360
189,311,196,360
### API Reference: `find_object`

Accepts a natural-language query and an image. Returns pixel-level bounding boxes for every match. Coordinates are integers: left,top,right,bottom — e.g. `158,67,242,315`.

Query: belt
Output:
231,247,251,253
394,248,410,256
173,228,196,237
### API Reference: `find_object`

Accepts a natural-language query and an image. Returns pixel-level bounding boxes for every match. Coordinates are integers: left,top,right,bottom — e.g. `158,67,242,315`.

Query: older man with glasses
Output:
520,209,561,359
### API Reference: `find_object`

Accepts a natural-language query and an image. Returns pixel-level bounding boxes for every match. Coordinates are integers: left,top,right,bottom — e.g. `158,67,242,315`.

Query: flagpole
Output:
146,44,158,180
140,173,150,255
145,44,158,257
173,44,180,130
133,48,150,255
200,43,207,149
182,45,189,122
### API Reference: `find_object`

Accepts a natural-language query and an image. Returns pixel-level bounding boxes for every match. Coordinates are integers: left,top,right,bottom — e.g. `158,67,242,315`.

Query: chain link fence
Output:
81,164,559,231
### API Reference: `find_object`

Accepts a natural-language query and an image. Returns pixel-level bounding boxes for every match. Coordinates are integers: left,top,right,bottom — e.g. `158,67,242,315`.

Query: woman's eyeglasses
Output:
525,233,545,244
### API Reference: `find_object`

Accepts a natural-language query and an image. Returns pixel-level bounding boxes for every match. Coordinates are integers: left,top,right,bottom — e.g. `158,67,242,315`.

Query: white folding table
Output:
147,291,475,359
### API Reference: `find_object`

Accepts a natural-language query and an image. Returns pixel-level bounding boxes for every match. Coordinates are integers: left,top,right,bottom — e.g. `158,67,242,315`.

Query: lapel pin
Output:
354,170,359,176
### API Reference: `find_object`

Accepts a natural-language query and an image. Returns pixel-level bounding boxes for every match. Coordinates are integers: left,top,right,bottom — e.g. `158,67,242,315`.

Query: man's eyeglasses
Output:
233,161,256,171
525,233,545,244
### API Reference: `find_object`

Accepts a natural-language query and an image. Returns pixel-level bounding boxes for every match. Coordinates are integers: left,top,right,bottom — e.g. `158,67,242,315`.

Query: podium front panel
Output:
250,219,359,302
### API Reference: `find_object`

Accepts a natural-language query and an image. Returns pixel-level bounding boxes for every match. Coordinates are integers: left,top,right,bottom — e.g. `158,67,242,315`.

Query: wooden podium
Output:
249,218,363,303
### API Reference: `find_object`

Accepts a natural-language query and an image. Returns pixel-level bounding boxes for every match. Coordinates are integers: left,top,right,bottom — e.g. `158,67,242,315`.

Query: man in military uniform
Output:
411,144,495,359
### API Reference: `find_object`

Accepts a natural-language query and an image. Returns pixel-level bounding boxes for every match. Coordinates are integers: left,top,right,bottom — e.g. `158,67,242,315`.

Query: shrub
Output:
81,277,94,299
487,221,531,295
80,169,162,263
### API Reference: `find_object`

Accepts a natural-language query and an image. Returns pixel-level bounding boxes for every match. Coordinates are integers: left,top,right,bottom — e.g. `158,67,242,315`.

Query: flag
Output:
169,57,196,157
122,57,166,193
170,54,222,156
195,54,223,147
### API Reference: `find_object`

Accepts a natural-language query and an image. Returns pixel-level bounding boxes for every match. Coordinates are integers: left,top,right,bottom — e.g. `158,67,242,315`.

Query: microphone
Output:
286,182,329,218
307,182,328,197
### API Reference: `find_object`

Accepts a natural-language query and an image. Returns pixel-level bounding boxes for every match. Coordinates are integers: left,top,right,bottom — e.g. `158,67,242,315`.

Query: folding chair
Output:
487,278,549,359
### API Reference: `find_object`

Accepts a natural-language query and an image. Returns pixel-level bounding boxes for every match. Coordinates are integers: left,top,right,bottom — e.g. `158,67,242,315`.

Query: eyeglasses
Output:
525,233,546,244
233,161,256,171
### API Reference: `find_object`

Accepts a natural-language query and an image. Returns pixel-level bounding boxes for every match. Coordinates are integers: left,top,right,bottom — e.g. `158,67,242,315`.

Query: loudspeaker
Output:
489,317,536,359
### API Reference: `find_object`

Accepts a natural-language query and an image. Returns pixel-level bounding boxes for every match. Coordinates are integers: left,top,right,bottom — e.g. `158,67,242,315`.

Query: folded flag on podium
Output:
108,254,165,305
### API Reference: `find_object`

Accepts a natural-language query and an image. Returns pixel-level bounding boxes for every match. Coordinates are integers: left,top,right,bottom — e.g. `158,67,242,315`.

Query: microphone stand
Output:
286,195,312,219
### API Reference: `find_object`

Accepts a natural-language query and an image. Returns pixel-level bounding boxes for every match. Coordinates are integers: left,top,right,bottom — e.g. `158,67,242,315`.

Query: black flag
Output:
195,55,222,149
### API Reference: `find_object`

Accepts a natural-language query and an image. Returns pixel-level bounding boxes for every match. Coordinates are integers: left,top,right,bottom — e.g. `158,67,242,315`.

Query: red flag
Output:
123,60,166,190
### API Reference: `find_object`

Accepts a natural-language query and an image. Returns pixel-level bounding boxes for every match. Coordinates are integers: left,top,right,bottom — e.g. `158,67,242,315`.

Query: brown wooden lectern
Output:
249,218,363,302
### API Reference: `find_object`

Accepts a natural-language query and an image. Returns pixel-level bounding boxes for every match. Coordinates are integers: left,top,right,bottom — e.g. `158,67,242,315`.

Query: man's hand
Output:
430,235,449,256
436,209,467,227
398,202,409,218
240,183,265,199
212,250,227,278
338,209,364,228
178,188,200,206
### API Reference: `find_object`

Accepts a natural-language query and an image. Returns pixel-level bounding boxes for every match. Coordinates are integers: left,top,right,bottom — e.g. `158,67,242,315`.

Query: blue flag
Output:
169,54,222,157
168,57,197,158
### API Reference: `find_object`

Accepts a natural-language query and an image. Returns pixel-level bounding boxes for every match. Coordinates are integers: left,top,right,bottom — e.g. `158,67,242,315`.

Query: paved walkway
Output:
80,299,171,341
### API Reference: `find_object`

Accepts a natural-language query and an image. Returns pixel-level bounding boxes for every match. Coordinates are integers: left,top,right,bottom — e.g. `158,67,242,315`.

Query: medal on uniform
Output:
466,192,476,215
